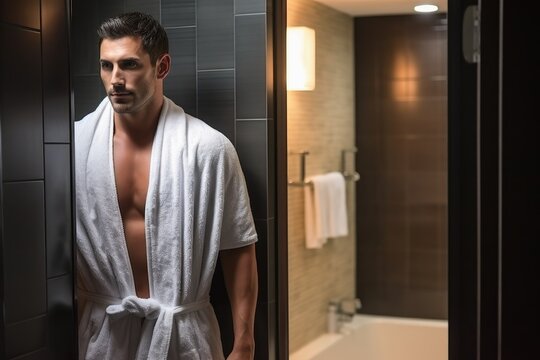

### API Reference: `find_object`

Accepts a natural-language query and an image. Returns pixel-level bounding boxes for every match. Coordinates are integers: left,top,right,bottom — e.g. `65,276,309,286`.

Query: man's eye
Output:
100,62,112,70
123,61,138,69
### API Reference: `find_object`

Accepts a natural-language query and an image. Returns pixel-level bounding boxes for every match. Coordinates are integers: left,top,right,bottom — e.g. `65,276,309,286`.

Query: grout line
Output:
198,68,234,73
235,13,266,17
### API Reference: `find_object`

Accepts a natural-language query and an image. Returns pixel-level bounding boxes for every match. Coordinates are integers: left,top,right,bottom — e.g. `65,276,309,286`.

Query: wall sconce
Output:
287,26,316,91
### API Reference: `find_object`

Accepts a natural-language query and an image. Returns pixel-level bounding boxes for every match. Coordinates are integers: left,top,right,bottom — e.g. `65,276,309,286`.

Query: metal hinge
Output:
463,5,480,63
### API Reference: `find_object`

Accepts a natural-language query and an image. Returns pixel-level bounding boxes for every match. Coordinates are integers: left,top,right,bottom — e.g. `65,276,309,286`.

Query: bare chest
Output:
113,138,152,216
113,135,153,298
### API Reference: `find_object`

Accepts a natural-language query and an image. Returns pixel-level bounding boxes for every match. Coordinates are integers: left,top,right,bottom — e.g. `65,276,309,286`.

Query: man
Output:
75,12,258,360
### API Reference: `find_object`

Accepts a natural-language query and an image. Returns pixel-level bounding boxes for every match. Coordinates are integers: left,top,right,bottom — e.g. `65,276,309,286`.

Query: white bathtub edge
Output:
289,333,342,360
289,314,448,360
342,314,448,332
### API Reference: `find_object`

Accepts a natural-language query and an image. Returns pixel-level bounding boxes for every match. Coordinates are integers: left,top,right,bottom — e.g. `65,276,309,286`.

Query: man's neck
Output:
113,96,164,147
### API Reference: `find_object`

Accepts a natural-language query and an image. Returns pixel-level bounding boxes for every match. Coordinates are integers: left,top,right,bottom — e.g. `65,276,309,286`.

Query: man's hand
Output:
226,344,254,360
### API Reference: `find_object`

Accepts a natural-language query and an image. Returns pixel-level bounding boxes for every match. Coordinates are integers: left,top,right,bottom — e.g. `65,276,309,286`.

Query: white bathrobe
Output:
75,97,258,360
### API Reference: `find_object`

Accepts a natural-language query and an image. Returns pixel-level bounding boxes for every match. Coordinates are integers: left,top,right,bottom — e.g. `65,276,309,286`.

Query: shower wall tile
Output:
355,14,448,320
71,9,100,77
197,70,235,142
409,249,446,291
408,136,447,172
97,0,126,21
162,0,195,27
381,98,447,136
71,0,124,76
42,0,71,143
47,274,76,359
125,0,160,22
165,27,196,115
4,315,46,358
45,145,73,278
409,204,446,251
1,26,43,182
235,14,267,119
0,0,40,29
197,0,234,70
2,181,46,324
235,0,266,14
236,120,268,220
12,349,48,360
73,75,105,121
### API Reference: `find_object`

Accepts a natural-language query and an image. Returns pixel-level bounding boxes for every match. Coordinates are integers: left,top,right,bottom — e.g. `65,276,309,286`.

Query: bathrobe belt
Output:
79,289,210,360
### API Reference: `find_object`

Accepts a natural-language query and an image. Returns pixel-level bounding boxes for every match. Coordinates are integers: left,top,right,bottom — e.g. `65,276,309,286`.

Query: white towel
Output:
304,172,349,248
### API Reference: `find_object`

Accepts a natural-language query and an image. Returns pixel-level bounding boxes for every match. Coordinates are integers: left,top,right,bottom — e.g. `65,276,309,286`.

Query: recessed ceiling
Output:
312,0,448,16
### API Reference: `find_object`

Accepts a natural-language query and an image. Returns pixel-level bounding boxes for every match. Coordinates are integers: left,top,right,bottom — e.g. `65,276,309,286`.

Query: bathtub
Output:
290,314,448,360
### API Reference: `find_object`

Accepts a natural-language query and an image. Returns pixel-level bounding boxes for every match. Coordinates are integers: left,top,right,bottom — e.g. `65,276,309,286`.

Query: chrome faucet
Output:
328,297,362,333
337,297,362,322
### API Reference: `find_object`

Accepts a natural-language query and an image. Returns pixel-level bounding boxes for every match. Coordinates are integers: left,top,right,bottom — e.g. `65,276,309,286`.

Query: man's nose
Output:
111,65,125,86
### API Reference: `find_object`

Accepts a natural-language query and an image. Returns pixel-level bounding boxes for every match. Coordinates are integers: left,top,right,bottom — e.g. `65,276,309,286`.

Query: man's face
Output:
99,36,160,114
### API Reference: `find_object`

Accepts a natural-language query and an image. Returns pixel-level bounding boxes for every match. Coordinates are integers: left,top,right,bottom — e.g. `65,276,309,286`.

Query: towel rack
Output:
288,151,312,187
341,148,361,182
288,149,361,187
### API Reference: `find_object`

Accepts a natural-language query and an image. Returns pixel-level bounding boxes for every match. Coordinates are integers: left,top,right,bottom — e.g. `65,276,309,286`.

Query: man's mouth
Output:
110,92,131,96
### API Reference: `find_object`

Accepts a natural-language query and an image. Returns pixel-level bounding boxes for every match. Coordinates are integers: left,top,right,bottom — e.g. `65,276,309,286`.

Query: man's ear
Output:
156,54,171,79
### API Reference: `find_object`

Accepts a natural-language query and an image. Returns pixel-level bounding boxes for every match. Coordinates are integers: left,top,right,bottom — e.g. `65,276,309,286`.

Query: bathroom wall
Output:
0,0,75,358
287,0,355,352
355,14,448,319
71,0,277,358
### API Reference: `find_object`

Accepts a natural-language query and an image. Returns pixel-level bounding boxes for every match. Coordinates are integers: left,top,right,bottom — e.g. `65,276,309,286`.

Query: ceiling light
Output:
414,4,439,13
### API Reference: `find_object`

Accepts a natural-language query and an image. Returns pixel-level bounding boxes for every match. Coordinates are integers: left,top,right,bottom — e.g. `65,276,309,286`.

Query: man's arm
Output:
220,243,258,360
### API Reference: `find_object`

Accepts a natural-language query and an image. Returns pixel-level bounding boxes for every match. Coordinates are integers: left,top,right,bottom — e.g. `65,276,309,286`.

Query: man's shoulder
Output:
186,113,235,162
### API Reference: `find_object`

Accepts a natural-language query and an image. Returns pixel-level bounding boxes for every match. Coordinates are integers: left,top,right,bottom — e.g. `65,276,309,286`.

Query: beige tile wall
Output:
287,0,356,353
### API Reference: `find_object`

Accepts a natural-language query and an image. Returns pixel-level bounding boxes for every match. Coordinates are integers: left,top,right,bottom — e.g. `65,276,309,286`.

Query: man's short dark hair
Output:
97,12,169,64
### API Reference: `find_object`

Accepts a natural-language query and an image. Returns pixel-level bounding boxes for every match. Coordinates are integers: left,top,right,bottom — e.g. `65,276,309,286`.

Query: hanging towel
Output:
304,172,348,249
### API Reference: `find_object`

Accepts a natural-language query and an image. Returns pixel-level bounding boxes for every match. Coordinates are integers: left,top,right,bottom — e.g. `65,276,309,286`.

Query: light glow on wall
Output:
287,26,316,91
392,52,419,102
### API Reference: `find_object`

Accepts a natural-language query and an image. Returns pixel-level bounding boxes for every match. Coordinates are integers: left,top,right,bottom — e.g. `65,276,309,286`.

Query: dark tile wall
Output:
0,0,76,358
355,14,448,319
71,0,276,358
